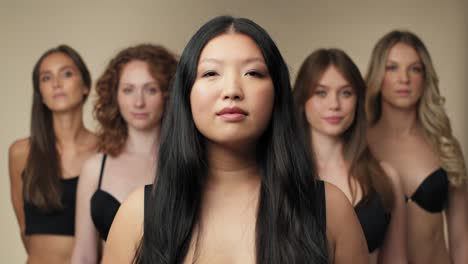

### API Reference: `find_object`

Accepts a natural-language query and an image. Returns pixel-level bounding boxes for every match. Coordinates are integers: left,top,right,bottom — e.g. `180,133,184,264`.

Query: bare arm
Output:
102,187,145,264
8,138,30,253
446,181,468,264
71,154,103,264
377,162,407,264
325,182,369,264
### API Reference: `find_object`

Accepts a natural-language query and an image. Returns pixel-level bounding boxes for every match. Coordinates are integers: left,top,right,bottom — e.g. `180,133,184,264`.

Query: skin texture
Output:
308,66,407,263
9,51,97,264
368,43,468,264
102,33,368,264
71,60,162,264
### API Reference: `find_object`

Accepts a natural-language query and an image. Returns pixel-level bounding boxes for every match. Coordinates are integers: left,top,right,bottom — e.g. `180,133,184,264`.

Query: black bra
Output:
354,193,390,252
90,154,121,241
24,176,78,236
406,168,449,213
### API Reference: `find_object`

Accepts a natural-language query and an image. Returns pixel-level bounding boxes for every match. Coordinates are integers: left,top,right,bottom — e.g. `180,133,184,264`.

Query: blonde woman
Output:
366,30,468,264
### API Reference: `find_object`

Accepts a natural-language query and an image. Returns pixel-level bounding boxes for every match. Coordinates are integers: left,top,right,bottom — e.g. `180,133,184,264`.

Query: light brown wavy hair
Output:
366,30,467,186
293,48,394,210
94,44,178,157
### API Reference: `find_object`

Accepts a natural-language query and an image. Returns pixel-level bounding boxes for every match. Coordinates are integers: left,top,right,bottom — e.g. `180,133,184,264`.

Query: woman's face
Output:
38,52,89,113
381,42,424,110
190,33,274,148
304,65,356,138
117,60,166,132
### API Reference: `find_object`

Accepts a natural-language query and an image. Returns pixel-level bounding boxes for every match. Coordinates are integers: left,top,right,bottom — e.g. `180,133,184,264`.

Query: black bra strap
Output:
97,154,107,189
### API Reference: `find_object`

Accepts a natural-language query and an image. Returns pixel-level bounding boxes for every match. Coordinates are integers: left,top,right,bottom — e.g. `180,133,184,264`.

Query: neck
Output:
376,101,420,136
123,126,160,157
52,107,87,147
310,130,345,174
205,141,259,188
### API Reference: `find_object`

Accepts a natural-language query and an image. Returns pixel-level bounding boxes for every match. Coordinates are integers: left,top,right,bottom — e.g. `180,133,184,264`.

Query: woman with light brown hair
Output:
293,48,407,263
8,45,97,263
71,44,177,264
366,30,468,263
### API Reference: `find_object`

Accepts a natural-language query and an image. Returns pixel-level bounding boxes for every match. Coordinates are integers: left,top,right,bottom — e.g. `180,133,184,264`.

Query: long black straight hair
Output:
24,45,91,212
135,16,328,263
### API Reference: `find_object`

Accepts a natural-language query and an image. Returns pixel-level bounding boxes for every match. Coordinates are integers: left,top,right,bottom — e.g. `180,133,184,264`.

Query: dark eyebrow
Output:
199,58,221,64
39,65,75,76
316,84,351,89
199,57,265,65
119,81,159,87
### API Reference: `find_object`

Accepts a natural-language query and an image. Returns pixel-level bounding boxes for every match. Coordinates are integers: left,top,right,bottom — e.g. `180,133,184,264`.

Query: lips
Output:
396,89,411,96
323,116,343,125
131,112,149,119
53,93,66,98
216,106,248,121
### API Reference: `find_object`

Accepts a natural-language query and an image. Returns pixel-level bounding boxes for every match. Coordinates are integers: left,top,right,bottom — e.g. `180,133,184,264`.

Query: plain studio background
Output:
0,0,466,261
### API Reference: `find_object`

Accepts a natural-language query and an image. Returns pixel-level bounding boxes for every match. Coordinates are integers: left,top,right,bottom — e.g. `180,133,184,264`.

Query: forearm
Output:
20,231,29,254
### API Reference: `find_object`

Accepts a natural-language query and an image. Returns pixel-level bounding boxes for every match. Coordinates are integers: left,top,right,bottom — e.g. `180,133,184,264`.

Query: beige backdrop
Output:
1,0,466,261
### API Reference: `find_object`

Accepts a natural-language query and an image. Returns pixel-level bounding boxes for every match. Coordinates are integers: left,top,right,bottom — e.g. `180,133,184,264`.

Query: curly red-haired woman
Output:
71,44,177,264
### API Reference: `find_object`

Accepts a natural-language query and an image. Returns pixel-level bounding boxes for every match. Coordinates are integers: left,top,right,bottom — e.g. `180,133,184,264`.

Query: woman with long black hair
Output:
8,45,97,263
103,16,367,264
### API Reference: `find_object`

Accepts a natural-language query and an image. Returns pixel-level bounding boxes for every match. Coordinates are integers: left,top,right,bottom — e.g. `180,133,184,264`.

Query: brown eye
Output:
315,90,327,97
201,71,218,78
246,71,265,78
41,75,51,82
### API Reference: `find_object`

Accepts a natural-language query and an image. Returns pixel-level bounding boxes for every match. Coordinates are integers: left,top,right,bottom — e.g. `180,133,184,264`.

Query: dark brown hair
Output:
293,48,394,210
94,44,178,156
24,44,92,211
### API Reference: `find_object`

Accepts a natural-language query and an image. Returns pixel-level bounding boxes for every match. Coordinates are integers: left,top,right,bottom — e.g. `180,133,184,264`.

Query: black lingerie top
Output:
354,193,391,252
90,154,121,241
24,176,78,236
406,168,449,213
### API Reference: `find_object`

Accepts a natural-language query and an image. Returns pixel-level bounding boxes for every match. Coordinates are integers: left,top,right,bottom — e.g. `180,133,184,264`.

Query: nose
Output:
398,68,410,84
221,72,244,101
327,92,340,111
52,76,62,89
134,89,145,108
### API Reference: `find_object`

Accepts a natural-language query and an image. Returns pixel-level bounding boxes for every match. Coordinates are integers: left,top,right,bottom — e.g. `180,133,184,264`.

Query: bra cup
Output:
409,168,449,213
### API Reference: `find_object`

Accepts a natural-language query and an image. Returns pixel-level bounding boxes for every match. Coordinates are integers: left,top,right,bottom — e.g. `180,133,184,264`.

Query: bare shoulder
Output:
78,152,106,188
119,186,146,223
109,186,145,241
102,186,146,263
324,182,355,233
82,152,106,174
78,153,107,193
9,137,30,174
9,137,30,162
324,182,368,263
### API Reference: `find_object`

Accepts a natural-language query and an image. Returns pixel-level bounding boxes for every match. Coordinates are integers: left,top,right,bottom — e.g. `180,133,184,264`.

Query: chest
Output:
100,156,156,202
369,134,441,195
184,192,258,264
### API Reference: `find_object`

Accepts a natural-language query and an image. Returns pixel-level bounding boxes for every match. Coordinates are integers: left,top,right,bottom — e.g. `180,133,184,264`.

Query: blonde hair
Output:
365,30,467,186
